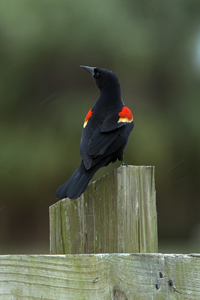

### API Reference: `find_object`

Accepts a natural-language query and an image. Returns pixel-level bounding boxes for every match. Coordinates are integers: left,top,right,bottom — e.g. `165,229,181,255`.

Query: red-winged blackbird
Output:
56,66,134,199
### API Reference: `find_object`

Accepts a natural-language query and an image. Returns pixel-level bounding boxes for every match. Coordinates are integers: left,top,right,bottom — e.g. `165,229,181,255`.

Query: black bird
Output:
56,66,134,199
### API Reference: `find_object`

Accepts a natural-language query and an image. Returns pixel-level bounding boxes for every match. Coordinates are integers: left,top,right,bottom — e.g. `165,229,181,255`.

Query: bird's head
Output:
80,66,120,91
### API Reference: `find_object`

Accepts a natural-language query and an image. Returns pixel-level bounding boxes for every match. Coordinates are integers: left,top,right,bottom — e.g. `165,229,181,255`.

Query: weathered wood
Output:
1,253,200,299
50,165,157,254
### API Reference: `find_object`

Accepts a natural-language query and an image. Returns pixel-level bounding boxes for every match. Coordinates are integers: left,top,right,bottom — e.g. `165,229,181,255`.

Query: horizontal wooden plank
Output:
0,253,200,299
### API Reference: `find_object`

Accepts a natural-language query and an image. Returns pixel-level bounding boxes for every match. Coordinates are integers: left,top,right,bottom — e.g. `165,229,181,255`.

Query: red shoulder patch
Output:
84,108,93,127
118,106,133,123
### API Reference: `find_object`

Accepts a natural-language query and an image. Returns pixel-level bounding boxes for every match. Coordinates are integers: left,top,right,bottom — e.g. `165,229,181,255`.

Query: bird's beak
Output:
80,65,95,76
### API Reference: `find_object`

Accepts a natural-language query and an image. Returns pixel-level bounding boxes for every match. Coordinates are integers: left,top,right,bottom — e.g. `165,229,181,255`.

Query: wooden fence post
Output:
49,165,157,254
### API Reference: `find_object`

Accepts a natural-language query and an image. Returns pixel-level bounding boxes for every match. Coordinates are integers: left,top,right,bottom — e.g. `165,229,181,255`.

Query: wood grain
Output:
1,254,200,299
50,165,158,254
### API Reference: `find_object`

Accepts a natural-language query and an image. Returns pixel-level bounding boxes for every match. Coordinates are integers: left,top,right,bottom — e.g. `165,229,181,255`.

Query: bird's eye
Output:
94,69,101,78
95,72,100,78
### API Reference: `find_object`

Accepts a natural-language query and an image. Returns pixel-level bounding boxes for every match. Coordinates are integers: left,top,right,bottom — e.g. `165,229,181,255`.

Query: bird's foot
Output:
121,162,128,167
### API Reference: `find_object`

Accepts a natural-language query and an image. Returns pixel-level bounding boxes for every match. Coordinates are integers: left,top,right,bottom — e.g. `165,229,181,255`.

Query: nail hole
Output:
93,277,98,283
155,283,160,290
168,279,174,286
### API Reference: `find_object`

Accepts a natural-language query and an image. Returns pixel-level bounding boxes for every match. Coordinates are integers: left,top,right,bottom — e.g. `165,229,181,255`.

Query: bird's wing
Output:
99,106,133,132
80,110,134,169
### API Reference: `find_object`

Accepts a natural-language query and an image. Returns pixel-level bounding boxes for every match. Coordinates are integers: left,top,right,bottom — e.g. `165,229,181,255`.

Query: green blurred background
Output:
1,0,200,254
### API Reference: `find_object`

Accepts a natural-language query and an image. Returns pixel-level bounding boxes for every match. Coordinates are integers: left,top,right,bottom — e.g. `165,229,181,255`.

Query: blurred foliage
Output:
0,0,200,253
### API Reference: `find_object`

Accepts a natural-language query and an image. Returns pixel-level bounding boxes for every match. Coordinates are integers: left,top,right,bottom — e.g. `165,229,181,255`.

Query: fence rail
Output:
1,253,200,299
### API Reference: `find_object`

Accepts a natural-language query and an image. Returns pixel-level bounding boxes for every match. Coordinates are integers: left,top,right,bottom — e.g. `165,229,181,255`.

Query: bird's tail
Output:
55,160,101,200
